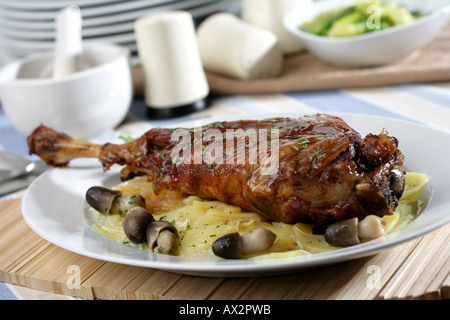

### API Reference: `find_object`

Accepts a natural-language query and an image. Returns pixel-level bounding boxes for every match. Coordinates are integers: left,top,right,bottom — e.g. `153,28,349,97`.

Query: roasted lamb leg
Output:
28,114,405,225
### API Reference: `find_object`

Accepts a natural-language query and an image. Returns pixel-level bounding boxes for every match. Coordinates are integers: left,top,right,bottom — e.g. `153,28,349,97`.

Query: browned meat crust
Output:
28,114,404,225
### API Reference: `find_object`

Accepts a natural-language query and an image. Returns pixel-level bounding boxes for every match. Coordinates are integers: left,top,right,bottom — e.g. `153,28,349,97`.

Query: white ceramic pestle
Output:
51,5,86,78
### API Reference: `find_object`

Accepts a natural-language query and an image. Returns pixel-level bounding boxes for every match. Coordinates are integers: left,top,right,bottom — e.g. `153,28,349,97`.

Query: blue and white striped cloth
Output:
1,81,450,299
1,82,450,160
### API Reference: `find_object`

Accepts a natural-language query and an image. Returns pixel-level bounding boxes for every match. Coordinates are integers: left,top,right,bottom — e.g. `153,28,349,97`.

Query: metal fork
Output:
0,150,48,182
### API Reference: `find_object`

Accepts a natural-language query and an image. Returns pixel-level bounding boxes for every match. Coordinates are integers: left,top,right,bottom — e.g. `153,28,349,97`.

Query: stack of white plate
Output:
0,0,242,65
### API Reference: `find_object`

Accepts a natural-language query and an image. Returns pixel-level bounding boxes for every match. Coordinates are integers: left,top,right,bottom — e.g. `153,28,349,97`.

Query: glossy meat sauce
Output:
28,114,405,225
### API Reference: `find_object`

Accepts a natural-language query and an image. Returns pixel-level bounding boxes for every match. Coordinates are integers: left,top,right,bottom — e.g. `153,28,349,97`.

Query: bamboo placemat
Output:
0,198,448,300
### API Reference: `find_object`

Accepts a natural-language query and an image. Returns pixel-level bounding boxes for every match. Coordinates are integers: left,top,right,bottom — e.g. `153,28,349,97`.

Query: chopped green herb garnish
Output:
128,195,139,204
315,147,321,156
297,139,310,148
118,135,134,143
172,154,178,166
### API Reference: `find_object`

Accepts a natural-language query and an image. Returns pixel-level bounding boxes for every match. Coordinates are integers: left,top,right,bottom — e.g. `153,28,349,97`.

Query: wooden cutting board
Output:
0,198,448,300
132,22,450,97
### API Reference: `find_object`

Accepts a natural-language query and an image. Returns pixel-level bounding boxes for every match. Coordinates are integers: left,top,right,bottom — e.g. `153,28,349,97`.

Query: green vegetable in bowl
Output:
301,1,424,37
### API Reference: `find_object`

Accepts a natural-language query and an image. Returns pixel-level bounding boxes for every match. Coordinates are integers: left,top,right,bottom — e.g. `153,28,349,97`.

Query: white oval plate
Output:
0,0,239,53
0,0,125,10
0,0,214,20
0,0,236,28
22,113,450,277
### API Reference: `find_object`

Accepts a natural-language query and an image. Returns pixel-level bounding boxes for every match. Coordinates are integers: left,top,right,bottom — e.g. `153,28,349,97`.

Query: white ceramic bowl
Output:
283,0,450,68
0,43,132,139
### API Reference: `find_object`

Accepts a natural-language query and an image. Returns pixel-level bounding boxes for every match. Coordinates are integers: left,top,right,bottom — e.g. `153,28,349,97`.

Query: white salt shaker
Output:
242,0,313,55
197,13,283,80
134,11,209,118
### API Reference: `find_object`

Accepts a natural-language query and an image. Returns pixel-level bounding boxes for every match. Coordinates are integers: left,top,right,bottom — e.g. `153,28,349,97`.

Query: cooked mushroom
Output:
324,218,360,247
86,186,122,215
390,169,405,199
324,215,387,247
121,207,154,243
212,228,277,259
111,193,146,215
358,215,386,239
146,221,179,255
241,228,277,255
85,186,145,215
212,232,242,259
